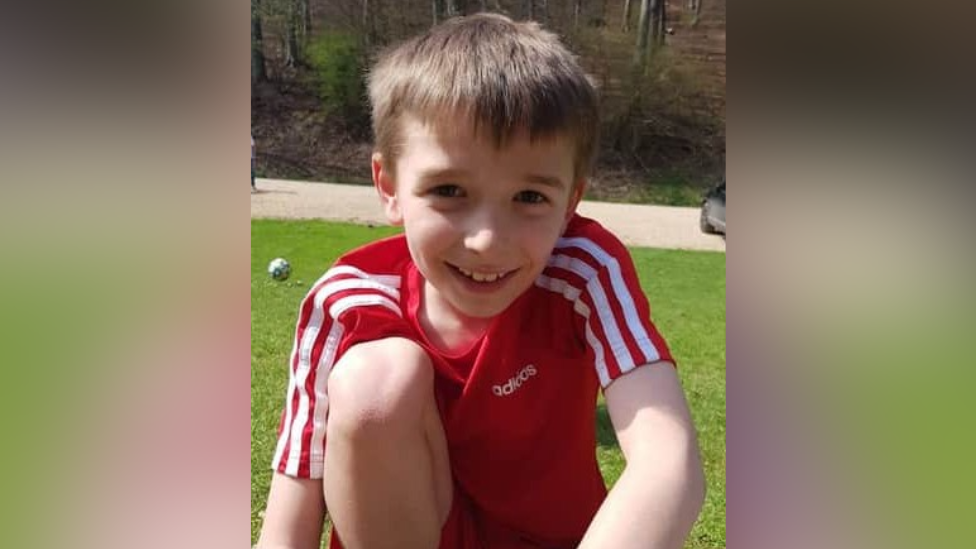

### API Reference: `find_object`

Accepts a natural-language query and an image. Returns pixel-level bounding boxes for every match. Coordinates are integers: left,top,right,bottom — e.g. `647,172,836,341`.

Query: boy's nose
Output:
463,210,507,253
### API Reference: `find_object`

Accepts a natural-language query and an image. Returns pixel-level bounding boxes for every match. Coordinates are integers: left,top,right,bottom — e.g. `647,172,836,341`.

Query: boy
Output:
257,13,705,549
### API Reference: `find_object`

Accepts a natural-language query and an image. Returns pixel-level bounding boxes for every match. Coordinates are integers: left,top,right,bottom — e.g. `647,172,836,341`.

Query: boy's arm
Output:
256,472,326,549
578,362,706,549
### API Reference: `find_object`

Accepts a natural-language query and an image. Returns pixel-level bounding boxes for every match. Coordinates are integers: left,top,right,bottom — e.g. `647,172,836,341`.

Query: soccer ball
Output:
268,257,291,281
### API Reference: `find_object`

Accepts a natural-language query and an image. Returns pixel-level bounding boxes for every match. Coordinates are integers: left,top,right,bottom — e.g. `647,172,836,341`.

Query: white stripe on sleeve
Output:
306,322,345,477
556,237,660,365
534,275,610,386
273,272,403,476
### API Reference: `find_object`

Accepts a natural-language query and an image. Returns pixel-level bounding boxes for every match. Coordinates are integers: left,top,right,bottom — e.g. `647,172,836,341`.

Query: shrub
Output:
603,50,724,173
306,32,368,126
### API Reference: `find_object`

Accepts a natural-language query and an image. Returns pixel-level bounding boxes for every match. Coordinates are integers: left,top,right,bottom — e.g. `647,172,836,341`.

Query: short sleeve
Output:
555,229,674,389
270,264,415,478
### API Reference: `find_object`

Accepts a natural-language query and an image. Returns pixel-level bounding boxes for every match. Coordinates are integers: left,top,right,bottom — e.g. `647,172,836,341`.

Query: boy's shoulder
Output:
554,213,630,259
298,233,412,331
336,232,411,272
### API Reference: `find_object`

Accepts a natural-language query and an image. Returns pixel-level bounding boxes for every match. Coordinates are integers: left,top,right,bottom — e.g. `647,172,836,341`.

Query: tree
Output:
447,0,461,17
634,0,650,66
362,0,375,45
281,0,310,68
479,0,503,13
252,0,267,82
650,0,666,50
433,0,460,23
622,0,634,31
688,0,703,27
634,0,665,67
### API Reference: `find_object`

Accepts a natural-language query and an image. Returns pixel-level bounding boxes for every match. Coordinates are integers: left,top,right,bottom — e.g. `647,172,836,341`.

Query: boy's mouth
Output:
450,264,515,283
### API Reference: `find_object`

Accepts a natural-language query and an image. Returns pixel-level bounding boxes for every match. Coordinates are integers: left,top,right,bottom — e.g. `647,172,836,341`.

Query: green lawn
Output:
252,219,726,548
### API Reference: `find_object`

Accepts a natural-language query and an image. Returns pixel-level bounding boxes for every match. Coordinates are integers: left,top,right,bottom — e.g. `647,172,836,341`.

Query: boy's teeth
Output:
457,267,504,282
473,272,499,282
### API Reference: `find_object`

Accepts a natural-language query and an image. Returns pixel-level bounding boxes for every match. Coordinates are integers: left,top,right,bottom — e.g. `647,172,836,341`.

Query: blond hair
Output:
367,13,599,179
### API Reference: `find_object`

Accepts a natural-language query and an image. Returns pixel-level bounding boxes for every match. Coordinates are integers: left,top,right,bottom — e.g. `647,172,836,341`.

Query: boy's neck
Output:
418,280,492,354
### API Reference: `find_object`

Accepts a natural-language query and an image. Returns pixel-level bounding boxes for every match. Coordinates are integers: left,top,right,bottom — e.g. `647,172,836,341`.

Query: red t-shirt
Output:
272,214,673,548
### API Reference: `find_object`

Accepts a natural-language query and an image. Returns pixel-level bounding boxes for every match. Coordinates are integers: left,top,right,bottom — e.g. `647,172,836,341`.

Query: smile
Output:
453,265,515,283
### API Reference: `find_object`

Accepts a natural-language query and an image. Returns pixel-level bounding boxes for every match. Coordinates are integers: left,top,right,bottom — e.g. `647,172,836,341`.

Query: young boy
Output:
257,13,705,549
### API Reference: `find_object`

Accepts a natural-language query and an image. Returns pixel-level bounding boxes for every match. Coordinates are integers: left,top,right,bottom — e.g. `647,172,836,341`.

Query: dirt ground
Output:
250,178,726,252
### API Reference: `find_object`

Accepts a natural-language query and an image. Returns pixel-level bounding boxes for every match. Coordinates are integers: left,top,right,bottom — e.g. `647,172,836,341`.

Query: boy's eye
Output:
515,190,548,204
430,184,464,198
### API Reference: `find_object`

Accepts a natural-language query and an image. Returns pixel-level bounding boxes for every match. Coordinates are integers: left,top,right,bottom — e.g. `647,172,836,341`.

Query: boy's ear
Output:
372,153,403,225
565,178,587,223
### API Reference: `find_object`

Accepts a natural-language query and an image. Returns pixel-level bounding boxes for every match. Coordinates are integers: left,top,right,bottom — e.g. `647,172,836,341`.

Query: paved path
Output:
251,178,726,252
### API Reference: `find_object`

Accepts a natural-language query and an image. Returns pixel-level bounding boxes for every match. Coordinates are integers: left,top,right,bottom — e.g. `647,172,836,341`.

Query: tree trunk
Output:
574,0,582,30
285,21,299,67
301,0,310,39
362,0,371,45
634,0,650,67
650,0,665,52
525,0,534,20
622,0,633,31
690,0,703,27
251,0,267,82
447,0,460,17
432,0,440,24
283,0,306,68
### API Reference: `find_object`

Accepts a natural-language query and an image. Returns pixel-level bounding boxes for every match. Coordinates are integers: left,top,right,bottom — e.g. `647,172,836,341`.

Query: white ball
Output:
268,257,291,281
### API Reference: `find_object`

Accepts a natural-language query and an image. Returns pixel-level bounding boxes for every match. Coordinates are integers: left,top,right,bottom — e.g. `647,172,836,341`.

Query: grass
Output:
585,170,715,207
251,219,726,548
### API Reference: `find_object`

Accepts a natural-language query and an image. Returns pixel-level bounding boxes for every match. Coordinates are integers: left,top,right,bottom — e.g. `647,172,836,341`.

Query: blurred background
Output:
251,0,727,205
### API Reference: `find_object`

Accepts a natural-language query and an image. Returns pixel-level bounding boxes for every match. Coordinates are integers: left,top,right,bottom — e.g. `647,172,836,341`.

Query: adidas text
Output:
492,364,538,396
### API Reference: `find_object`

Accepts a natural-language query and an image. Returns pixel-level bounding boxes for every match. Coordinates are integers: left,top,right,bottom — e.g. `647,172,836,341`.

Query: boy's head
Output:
367,13,599,182
367,14,600,326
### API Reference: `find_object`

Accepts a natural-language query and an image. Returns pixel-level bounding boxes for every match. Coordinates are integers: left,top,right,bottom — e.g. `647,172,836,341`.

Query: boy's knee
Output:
327,338,434,437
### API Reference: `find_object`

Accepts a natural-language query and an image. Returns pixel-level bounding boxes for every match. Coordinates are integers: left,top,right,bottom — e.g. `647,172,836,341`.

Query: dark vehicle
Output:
700,179,726,235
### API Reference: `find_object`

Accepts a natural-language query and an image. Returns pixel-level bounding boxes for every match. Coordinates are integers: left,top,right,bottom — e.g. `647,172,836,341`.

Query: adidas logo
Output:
492,364,538,397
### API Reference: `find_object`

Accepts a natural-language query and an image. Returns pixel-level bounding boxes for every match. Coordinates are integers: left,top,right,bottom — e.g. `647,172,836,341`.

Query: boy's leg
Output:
324,337,452,549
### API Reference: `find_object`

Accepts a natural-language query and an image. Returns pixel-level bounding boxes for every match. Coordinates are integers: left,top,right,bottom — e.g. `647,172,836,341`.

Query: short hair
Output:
367,13,600,180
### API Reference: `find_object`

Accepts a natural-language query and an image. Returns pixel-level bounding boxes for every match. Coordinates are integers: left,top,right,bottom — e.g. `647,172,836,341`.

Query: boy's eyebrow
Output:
524,174,567,189
419,169,566,189
418,168,471,181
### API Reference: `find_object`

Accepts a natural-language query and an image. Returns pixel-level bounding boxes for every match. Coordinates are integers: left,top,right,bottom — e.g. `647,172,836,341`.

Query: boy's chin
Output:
449,296,517,320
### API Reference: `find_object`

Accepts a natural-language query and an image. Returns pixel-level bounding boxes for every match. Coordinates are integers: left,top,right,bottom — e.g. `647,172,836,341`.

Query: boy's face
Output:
374,113,584,324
